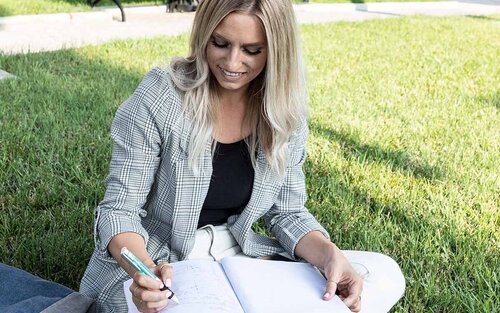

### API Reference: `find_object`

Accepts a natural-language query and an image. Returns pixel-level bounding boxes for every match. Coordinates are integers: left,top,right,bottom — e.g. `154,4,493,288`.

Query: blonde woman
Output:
80,0,405,312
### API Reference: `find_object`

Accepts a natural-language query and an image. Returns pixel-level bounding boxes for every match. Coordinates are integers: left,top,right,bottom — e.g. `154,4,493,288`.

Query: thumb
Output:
323,271,341,301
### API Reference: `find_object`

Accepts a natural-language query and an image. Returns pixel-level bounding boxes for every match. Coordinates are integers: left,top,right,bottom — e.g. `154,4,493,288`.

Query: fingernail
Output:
323,292,330,299
164,278,172,288
155,279,164,289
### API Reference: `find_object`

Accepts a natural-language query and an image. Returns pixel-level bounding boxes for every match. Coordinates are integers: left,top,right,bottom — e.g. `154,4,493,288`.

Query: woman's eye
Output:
244,49,262,56
211,40,228,48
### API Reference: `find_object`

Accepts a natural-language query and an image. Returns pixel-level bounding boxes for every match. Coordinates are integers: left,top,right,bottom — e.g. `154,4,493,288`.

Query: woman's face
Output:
206,12,268,96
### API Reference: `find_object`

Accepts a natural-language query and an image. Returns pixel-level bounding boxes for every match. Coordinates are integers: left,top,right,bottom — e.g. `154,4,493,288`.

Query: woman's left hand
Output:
321,244,363,312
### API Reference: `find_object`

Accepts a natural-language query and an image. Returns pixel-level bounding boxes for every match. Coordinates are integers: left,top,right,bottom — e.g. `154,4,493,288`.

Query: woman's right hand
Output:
129,262,174,313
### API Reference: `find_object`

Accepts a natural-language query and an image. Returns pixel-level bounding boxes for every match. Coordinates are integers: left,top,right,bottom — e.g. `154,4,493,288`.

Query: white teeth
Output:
221,68,242,77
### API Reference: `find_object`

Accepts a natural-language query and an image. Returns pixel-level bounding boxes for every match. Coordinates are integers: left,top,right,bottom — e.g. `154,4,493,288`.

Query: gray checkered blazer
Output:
80,67,329,312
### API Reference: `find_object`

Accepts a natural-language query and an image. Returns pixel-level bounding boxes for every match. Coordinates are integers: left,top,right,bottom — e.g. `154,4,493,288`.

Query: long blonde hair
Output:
168,0,307,176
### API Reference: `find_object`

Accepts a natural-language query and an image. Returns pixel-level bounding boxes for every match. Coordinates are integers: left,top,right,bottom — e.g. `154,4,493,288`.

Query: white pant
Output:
188,225,405,313
187,224,246,261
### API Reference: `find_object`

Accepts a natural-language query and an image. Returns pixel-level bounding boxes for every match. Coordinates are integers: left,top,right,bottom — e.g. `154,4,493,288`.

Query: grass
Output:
0,0,444,17
312,0,441,2
0,0,164,17
0,15,499,312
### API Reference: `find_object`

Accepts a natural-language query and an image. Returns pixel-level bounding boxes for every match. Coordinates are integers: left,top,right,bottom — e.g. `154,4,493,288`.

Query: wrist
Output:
321,242,340,269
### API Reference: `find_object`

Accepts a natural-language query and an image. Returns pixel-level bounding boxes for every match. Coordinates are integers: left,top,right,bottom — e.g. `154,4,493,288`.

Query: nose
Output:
225,47,242,70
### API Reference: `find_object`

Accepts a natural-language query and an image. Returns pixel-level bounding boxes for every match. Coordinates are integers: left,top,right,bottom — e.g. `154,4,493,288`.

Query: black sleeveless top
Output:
197,140,255,228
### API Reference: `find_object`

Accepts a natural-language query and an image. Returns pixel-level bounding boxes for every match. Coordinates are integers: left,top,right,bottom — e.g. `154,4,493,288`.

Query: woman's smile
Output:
219,66,247,81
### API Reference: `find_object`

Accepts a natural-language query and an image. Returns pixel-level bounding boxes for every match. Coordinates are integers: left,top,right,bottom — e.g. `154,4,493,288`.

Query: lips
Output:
219,66,246,80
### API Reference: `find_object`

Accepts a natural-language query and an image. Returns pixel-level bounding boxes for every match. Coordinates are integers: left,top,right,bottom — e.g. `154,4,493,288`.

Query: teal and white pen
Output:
120,247,180,304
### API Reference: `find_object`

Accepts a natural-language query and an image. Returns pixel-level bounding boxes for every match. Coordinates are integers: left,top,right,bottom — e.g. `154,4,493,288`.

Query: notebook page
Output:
220,257,351,313
123,259,244,313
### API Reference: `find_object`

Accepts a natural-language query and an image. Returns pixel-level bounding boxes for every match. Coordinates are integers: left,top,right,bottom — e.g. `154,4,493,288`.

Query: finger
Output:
133,290,169,313
129,283,141,301
348,295,362,313
132,294,146,312
142,297,169,311
342,280,363,308
136,301,163,313
351,300,361,313
323,267,342,301
140,289,173,303
157,262,174,288
133,271,163,290
323,279,338,301
343,291,361,308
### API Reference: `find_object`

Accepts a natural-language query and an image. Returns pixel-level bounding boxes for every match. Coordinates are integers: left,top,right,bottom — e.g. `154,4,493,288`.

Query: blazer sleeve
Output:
263,120,330,260
93,68,168,260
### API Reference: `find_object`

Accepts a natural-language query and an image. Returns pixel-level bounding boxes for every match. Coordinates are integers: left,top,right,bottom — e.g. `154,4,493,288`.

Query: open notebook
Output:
124,257,350,313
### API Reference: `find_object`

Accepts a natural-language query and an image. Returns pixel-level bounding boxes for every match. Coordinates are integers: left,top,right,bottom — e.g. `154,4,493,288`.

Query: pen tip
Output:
171,295,180,304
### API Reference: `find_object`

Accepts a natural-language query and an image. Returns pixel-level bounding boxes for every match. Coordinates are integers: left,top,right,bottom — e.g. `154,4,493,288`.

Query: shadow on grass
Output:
0,4,10,20
0,48,147,288
466,15,500,22
306,156,439,251
305,156,498,311
309,121,445,181
477,90,500,109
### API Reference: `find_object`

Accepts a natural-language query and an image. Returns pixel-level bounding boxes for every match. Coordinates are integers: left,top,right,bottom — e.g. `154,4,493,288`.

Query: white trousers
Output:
187,225,405,313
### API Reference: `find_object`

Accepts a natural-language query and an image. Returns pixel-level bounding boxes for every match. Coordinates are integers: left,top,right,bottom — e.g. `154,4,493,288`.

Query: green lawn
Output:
0,0,162,17
0,15,499,312
312,0,440,2
0,0,444,17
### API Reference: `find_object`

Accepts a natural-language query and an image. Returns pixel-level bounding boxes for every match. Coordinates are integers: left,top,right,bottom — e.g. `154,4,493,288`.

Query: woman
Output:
80,0,405,312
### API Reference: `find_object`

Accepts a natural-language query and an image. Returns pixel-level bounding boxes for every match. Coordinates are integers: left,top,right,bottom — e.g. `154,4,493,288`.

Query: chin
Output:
217,79,248,92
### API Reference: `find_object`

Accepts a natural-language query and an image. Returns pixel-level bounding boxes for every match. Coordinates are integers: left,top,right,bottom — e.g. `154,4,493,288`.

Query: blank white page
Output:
124,259,244,313
220,257,351,313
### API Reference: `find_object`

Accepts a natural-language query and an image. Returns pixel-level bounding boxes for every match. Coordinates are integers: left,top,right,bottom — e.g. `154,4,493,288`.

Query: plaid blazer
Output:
80,67,329,312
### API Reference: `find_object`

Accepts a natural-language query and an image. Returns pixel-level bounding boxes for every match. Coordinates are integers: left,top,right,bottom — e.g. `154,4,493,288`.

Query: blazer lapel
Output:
228,144,284,256
169,119,212,261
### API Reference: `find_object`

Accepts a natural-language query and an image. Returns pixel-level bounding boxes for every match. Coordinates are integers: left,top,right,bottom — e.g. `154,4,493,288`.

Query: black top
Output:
197,140,255,228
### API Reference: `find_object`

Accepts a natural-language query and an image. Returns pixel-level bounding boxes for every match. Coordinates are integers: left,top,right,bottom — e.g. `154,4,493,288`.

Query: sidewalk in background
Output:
0,1,499,55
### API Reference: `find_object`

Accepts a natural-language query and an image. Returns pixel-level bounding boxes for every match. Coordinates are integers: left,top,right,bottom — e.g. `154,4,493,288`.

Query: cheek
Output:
206,48,215,64
252,55,267,74
206,50,221,76
206,46,222,66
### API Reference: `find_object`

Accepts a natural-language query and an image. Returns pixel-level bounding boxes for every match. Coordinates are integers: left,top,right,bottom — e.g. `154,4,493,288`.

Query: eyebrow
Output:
212,32,266,48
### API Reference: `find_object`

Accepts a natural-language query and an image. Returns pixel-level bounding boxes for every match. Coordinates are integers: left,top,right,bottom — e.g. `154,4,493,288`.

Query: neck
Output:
218,88,248,110
214,88,252,143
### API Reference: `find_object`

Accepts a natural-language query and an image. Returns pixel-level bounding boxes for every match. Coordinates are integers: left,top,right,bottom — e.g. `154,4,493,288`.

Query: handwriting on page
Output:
123,260,244,313
166,260,244,313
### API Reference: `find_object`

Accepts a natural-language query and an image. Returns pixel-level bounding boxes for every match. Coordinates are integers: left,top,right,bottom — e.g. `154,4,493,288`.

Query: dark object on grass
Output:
0,263,95,313
87,0,198,22
166,0,198,13
88,0,126,22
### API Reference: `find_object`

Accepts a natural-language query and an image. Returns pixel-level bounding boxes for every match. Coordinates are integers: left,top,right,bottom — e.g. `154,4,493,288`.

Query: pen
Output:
120,247,180,304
